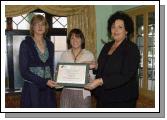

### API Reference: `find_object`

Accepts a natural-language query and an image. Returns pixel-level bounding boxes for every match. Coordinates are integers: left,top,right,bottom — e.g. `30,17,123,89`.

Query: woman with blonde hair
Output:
19,14,57,107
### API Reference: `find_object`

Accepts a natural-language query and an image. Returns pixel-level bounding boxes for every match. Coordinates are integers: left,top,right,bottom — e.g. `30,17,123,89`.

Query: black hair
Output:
67,28,85,49
107,11,134,39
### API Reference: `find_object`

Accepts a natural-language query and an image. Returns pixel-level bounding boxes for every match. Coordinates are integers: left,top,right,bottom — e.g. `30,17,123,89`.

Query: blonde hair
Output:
30,14,49,37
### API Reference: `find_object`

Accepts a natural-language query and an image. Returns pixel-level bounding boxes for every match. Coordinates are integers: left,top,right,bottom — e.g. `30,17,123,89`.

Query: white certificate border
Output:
55,63,89,88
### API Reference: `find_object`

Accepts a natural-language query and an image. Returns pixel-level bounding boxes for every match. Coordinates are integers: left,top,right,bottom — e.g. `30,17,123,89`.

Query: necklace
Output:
71,49,82,63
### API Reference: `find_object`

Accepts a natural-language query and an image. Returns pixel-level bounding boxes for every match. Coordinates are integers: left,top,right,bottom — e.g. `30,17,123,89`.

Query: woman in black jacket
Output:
19,15,57,108
84,11,140,108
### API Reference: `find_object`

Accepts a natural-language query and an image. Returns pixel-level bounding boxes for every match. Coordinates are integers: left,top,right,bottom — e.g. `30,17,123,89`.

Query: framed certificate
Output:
55,63,89,88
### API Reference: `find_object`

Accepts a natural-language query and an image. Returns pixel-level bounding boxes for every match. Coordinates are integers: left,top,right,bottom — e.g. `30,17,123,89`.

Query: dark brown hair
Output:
67,28,85,49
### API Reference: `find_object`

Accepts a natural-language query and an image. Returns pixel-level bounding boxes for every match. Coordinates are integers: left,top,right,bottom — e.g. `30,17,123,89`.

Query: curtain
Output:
68,6,96,56
5,5,86,17
5,5,96,56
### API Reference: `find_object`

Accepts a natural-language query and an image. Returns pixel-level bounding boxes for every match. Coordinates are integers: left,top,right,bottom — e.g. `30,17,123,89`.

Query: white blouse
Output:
59,49,95,80
59,49,96,98
60,49,95,63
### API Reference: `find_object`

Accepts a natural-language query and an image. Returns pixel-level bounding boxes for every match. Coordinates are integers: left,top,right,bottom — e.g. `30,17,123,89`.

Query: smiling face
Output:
111,19,128,42
70,33,82,49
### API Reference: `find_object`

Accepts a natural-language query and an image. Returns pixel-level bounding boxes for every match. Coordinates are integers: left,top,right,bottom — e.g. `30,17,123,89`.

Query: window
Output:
5,10,67,91
52,17,67,28
12,12,45,30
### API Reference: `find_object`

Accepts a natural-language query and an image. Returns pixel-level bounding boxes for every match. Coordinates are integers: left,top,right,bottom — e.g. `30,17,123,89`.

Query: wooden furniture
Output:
126,6,155,105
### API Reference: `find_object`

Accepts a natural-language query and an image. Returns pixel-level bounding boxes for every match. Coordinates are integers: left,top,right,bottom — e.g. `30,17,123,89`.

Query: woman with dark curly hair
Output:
85,11,140,108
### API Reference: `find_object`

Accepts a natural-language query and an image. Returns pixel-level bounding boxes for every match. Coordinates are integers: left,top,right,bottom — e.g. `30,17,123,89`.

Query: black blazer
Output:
93,39,140,103
19,36,54,89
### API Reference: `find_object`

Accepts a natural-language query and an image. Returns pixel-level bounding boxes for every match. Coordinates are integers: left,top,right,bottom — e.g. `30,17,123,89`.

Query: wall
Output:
95,5,139,57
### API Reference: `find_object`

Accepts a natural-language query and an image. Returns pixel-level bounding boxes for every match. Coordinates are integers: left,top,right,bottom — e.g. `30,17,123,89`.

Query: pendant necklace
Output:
71,49,82,63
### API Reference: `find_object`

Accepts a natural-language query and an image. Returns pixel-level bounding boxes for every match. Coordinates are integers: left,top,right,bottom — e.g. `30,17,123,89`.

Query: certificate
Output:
55,63,89,87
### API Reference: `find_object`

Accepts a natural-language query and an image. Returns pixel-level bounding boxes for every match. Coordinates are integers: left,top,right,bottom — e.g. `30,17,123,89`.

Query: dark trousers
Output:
96,100,137,108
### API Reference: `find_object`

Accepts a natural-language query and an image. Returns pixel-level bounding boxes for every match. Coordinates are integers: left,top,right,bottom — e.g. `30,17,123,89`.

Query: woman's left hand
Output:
47,80,57,88
84,78,103,90
89,61,97,69
83,61,97,69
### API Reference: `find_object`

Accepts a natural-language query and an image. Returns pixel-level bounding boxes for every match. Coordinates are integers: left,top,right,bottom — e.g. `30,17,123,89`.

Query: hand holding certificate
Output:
84,78,103,90
55,63,89,88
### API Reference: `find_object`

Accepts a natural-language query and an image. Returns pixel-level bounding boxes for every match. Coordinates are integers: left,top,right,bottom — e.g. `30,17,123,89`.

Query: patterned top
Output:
29,40,51,79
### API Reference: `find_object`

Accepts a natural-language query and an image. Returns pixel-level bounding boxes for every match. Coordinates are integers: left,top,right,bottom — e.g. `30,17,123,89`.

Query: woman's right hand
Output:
46,80,57,88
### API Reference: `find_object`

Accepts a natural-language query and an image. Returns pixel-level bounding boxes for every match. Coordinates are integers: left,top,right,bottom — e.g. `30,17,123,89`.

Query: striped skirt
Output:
60,88,91,108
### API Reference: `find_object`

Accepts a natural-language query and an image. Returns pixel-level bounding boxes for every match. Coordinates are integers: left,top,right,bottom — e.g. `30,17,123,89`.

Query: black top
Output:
93,39,140,102
19,36,54,89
